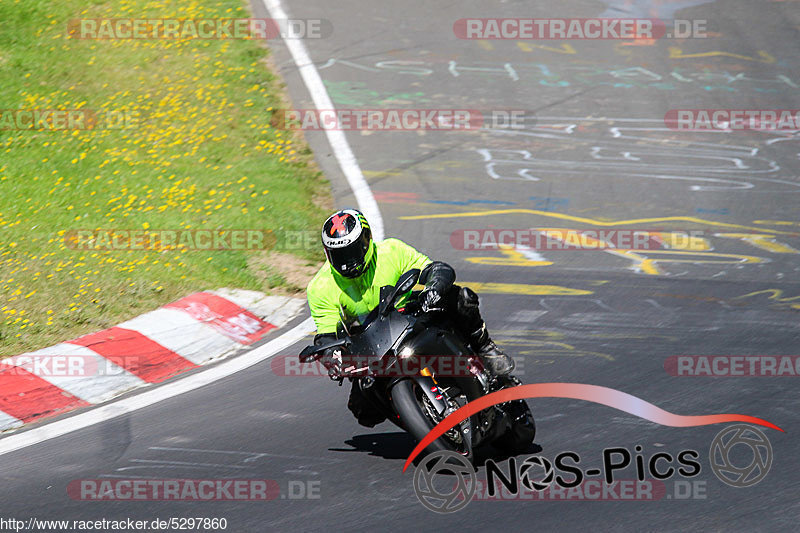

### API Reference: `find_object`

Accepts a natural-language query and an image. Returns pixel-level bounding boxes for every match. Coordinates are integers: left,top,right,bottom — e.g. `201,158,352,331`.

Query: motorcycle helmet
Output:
321,208,374,278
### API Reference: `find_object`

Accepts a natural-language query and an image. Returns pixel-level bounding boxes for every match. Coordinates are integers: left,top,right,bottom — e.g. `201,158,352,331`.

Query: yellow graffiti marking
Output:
496,329,564,338
363,170,403,178
495,330,613,361
536,228,732,274
497,339,579,348
399,209,799,236
753,220,800,227
516,41,577,54
410,210,786,275
477,39,494,51
620,34,656,46
656,232,711,251
462,282,592,296
465,245,552,267
735,289,800,309
715,233,799,254
620,39,656,46
613,250,766,275
588,332,679,342
514,343,614,361
668,47,776,63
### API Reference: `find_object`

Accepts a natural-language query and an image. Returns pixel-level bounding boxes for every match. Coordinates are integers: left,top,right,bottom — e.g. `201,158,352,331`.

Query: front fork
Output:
404,374,474,455
389,375,448,415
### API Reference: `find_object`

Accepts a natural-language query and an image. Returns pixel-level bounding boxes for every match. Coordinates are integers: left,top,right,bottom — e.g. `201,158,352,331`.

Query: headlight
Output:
400,346,415,357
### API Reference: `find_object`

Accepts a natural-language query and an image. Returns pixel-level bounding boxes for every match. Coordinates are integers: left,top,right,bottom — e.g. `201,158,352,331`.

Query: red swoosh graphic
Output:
402,383,784,472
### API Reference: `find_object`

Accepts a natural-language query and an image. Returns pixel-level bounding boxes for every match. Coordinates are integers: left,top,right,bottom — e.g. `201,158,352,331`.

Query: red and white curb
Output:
0,290,305,432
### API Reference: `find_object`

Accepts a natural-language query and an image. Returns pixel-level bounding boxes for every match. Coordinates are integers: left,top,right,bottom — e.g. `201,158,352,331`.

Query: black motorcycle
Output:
299,269,536,461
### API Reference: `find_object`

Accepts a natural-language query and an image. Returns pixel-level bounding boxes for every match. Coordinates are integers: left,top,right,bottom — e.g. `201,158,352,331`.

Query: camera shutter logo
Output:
710,424,773,488
413,451,476,513
519,456,554,491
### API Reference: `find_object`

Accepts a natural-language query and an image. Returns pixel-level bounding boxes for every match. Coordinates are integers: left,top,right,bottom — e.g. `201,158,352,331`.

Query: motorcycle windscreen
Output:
348,310,415,357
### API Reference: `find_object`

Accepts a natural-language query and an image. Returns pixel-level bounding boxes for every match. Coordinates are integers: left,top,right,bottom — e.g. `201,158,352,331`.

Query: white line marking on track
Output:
0,0,387,454
0,318,315,456
262,0,384,240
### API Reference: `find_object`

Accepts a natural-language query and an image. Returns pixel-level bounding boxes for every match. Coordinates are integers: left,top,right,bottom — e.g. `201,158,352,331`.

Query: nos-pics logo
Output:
412,451,476,513
413,424,774,513
709,424,772,488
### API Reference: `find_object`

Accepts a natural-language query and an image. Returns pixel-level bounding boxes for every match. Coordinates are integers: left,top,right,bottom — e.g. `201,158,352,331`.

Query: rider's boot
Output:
470,323,515,378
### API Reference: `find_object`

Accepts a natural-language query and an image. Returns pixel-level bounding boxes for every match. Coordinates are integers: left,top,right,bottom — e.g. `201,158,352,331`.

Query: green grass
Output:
0,0,329,355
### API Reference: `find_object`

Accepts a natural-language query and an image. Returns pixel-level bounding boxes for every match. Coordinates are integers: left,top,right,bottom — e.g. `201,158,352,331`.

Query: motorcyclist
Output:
306,208,515,427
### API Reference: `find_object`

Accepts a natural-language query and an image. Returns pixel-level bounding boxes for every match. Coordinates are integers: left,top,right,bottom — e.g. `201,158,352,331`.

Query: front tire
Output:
390,379,472,460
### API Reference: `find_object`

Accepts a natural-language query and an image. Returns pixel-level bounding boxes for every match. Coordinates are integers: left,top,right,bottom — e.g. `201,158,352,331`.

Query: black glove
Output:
419,261,455,312
419,287,444,312
320,346,345,378
313,333,346,379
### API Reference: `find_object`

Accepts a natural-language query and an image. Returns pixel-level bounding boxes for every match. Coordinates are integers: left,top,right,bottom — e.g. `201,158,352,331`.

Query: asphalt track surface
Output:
2,0,800,531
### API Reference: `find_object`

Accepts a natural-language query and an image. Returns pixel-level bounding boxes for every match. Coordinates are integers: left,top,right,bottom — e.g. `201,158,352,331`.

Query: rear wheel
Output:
390,379,472,460
493,378,536,454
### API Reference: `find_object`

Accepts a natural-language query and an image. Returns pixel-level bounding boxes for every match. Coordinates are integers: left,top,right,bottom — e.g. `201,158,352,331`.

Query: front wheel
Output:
390,379,472,460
